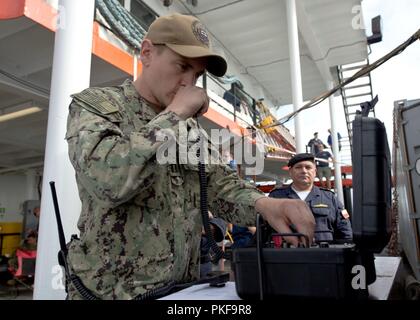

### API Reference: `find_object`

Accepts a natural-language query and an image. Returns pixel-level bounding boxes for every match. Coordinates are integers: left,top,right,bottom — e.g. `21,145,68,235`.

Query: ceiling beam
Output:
295,0,333,82
2,55,53,78
0,17,35,41
0,111,47,129
0,137,45,152
0,161,44,174
0,74,49,100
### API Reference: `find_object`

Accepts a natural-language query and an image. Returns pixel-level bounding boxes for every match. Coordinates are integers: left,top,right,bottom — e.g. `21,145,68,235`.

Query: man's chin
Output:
299,180,312,186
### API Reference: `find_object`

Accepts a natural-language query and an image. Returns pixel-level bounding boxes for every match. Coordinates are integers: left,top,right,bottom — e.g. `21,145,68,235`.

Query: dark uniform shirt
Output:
315,150,332,168
269,185,353,242
307,138,325,155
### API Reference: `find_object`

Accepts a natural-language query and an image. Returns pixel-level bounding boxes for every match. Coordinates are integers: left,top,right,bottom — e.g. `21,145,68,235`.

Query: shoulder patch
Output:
341,209,350,220
71,89,119,115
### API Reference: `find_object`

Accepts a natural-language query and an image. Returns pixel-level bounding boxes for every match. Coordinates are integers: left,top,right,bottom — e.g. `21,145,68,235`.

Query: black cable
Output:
196,124,226,264
69,274,100,300
133,281,177,300
256,213,265,300
261,28,420,130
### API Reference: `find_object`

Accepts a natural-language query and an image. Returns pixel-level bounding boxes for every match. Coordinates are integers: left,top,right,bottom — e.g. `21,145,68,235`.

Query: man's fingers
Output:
297,224,314,247
294,203,315,246
272,222,299,247
286,204,315,247
257,198,315,248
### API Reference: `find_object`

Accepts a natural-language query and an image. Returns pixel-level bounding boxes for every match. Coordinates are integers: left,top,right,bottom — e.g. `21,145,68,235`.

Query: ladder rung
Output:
340,64,368,72
345,93,372,99
342,74,369,81
343,83,371,90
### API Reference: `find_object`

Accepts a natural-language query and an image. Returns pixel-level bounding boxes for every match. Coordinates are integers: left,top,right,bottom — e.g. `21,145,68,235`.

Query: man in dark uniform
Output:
269,153,352,243
307,132,326,155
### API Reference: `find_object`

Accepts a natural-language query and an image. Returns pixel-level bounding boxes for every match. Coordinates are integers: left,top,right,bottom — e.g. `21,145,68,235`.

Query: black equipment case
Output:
232,244,369,299
352,115,392,252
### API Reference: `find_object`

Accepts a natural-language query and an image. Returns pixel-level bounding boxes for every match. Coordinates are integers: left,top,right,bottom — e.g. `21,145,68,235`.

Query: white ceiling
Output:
171,0,368,105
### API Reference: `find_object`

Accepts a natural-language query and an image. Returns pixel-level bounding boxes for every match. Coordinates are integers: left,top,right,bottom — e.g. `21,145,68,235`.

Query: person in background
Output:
27,206,41,238
229,225,256,249
307,132,327,155
315,144,333,190
269,153,352,243
7,230,38,280
222,83,242,112
327,129,342,151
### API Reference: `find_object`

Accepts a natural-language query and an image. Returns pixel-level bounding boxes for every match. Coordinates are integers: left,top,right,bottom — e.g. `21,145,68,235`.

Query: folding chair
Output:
9,249,36,292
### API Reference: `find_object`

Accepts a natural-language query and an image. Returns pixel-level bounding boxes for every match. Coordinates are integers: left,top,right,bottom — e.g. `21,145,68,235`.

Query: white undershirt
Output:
291,185,311,201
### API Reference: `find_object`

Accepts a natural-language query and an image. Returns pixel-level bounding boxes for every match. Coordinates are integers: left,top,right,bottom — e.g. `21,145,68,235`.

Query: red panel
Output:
24,0,58,31
0,0,25,19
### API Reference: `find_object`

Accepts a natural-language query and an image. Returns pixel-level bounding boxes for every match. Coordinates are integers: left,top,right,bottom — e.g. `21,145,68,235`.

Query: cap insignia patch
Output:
192,20,209,47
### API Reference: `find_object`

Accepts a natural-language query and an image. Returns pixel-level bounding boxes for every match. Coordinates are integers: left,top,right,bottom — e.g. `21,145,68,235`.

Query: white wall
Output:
0,173,40,222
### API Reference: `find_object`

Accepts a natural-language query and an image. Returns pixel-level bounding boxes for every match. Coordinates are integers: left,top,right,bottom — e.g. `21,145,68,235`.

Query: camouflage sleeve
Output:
207,165,265,226
333,196,353,240
66,101,182,207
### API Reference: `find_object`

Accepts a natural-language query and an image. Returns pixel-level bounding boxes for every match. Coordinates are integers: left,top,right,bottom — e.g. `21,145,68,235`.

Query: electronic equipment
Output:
232,110,392,299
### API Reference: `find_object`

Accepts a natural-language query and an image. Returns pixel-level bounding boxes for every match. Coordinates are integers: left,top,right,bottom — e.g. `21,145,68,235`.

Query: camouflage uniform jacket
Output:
65,79,265,299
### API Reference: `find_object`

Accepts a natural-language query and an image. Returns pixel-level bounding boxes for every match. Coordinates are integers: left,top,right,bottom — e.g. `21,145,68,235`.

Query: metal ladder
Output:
337,58,375,159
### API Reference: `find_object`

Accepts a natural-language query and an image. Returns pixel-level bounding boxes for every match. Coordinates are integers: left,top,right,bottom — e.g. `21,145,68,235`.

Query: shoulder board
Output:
271,185,288,192
320,187,335,194
71,88,119,115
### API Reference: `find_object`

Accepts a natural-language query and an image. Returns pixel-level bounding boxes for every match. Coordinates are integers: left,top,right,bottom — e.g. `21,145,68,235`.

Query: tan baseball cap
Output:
145,14,227,77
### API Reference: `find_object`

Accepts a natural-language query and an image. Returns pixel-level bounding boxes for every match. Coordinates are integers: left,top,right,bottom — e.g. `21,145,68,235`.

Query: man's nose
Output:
180,72,197,86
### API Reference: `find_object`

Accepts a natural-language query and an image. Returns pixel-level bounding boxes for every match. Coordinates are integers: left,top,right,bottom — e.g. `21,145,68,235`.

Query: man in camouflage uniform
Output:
65,14,315,299
269,153,353,243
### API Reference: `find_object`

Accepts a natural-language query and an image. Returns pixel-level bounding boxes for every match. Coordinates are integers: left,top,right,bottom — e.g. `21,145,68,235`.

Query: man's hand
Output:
166,85,209,120
255,197,315,247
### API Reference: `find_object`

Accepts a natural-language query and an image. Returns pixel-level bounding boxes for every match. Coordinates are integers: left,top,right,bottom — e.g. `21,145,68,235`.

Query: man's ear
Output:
140,39,154,67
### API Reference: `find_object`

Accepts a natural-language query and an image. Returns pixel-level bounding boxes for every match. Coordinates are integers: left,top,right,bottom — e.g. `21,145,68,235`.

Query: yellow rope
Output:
226,231,234,244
